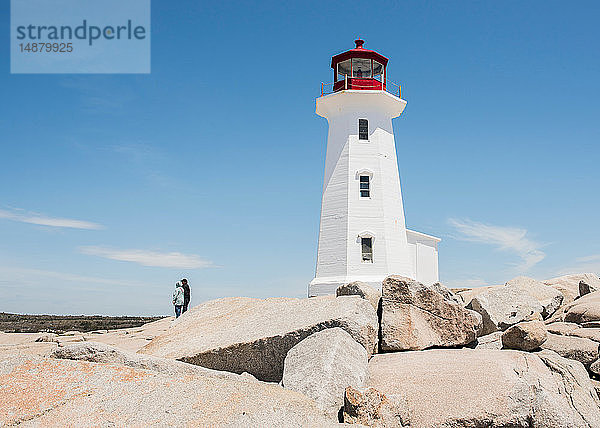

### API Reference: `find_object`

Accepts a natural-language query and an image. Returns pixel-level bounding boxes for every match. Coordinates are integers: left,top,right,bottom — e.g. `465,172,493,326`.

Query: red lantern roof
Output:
330,39,389,69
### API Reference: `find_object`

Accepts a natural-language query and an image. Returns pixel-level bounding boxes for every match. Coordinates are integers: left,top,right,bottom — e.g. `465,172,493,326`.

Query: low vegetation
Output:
0,312,164,334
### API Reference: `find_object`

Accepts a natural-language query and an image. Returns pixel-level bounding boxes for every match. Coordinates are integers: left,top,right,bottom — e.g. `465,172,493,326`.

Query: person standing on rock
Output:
181,278,191,313
173,281,184,318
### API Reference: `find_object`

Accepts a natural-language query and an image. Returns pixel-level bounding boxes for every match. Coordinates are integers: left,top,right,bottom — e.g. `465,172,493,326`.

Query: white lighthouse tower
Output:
309,40,441,297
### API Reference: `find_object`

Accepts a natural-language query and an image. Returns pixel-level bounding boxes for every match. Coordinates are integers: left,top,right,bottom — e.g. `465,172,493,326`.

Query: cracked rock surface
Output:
380,276,481,351
535,350,600,428
51,341,256,381
282,327,368,418
469,283,544,335
540,332,600,369
504,276,564,319
365,349,600,427
543,273,600,306
0,356,339,427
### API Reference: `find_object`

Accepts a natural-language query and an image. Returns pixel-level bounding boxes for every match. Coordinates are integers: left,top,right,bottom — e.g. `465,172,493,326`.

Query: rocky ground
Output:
0,313,164,334
1,273,600,427
0,316,172,360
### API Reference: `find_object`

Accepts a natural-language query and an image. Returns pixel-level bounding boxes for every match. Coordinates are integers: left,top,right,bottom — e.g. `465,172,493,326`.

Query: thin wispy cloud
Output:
557,254,600,276
0,266,133,288
0,208,103,230
79,246,213,269
448,218,546,271
574,254,600,263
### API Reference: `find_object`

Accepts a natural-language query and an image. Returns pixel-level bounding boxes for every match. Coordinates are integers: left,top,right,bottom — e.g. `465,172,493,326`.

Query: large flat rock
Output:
505,276,564,318
380,276,481,351
456,285,501,307
51,341,254,381
79,316,174,352
469,277,566,336
0,335,58,360
469,284,543,335
570,328,600,343
365,349,600,427
535,350,600,428
139,295,377,382
546,322,581,335
543,273,600,304
565,291,600,324
540,332,600,368
0,356,338,427
282,328,367,419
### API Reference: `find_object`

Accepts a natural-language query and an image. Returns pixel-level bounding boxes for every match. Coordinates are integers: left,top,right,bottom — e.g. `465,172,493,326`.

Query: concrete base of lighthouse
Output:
309,228,440,297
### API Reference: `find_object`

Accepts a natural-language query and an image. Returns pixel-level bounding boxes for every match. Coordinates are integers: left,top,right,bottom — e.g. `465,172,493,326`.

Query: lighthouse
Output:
309,40,441,297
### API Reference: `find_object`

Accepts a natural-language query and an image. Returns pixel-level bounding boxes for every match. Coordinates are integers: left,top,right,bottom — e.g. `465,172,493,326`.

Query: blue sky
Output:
1,1,599,315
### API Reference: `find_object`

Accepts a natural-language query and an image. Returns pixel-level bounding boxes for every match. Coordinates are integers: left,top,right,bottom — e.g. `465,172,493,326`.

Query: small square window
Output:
358,119,368,140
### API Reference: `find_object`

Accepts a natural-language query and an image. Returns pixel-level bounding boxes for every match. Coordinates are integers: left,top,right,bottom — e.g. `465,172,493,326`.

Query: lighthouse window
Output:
373,61,383,78
359,175,370,197
358,119,369,140
337,60,351,80
352,58,371,78
361,237,373,263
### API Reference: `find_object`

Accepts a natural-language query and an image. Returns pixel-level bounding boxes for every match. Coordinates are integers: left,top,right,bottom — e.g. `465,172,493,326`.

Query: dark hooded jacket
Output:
182,282,191,306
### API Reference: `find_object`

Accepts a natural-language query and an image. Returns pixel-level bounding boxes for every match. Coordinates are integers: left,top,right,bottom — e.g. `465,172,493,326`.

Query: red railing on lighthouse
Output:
320,79,401,98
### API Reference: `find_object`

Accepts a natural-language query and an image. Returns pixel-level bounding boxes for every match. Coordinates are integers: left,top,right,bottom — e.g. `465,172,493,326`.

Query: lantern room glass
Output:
332,56,387,90
337,60,351,81
373,61,383,77
352,58,371,78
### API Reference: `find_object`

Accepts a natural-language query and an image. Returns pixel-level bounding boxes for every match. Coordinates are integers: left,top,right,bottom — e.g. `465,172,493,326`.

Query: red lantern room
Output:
329,39,394,94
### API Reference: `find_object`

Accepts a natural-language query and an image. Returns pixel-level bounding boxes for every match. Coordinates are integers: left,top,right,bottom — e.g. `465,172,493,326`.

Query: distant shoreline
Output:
0,312,166,334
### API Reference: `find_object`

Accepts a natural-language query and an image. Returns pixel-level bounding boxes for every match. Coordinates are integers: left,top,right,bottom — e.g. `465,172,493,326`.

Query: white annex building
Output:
309,40,440,297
